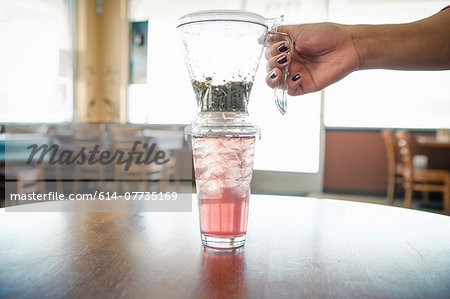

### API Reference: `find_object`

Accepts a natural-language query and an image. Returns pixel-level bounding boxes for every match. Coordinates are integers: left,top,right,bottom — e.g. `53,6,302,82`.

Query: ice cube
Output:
200,179,225,199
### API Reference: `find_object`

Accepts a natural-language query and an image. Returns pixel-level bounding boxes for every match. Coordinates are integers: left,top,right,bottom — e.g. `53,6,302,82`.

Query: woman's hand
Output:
265,23,360,96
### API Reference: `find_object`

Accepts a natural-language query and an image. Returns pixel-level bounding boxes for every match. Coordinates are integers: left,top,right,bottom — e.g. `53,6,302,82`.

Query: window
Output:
0,0,75,123
127,16,196,124
324,0,450,129
128,0,244,124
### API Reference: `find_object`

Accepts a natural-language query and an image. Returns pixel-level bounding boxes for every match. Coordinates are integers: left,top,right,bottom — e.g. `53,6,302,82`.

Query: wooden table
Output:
416,135,450,170
416,136,450,148
1,195,449,298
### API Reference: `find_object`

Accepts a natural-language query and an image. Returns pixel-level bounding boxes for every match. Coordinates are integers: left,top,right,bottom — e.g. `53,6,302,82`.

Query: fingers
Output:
266,49,299,93
265,68,282,89
265,41,290,60
265,41,293,90
265,51,290,90
288,72,305,96
264,36,314,96
287,62,319,96
267,64,311,97
266,67,304,95
266,52,290,73
288,72,304,96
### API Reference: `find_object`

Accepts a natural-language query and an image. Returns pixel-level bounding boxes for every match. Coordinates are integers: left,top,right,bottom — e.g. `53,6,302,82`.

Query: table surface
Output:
416,136,450,148
1,195,450,298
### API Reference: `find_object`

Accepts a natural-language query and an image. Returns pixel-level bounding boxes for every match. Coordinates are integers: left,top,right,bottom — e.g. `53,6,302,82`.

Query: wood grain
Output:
1,195,450,298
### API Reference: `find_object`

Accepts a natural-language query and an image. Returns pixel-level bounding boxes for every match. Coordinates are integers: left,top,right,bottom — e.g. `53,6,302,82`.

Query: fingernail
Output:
277,55,287,65
277,43,288,53
292,73,301,81
269,71,277,79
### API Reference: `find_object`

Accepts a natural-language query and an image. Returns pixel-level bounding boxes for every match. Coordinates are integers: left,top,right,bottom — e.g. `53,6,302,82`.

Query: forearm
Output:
349,9,450,70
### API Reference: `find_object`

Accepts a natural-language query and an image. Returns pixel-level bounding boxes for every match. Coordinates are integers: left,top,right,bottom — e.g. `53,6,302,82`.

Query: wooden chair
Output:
72,125,105,193
141,126,188,192
395,131,450,215
8,167,45,206
109,125,163,193
2,131,48,204
6,124,49,134
46,125,74,194
15,167,45,196
381,129,404,204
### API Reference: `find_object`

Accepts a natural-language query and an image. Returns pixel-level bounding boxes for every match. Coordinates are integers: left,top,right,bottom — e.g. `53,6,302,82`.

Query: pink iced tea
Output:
192,136,255,248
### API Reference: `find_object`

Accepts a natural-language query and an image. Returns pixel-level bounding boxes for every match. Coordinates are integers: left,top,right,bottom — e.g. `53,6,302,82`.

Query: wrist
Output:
347,24,379,70
347,15,450,71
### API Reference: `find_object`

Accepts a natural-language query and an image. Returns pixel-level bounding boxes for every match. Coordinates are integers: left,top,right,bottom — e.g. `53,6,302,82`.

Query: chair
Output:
109,125,163,193
6,124,49,134
395,131,450,215
46,125,74,194
5,167,45,207
15,167,45,196
1,131,47,204
72,125,106,193
381,129,404,204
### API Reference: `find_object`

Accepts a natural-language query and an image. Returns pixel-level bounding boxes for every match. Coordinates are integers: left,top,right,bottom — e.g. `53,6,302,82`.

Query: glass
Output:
193,135,255,248
177,10,288,248
188,113,259,249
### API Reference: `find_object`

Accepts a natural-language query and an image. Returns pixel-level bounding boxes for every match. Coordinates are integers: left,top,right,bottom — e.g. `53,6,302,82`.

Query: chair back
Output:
395,131,414,181
108,125,146,152
381,129,396,176
72,124,104,151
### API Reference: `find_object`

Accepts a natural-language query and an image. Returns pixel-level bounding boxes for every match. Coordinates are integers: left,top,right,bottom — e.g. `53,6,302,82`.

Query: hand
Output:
265,23,360,96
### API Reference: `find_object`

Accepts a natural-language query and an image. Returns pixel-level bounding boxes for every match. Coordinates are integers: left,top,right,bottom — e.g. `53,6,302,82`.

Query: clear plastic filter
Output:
178,11,267,114
177,10,291,115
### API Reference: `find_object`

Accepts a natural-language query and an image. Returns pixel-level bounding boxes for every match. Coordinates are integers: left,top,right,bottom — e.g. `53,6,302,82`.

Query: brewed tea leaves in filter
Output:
192,77,253,112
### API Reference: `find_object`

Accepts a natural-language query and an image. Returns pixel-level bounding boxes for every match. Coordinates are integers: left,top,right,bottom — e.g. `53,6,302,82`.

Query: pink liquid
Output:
192,136,255,239
199,188,249,237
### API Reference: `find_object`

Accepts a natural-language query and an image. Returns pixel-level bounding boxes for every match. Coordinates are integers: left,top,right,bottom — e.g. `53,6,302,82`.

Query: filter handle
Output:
266,31,292,115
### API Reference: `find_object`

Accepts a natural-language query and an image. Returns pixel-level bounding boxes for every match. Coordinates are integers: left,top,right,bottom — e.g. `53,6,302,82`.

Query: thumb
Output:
276,25,301,39
277,25,313,46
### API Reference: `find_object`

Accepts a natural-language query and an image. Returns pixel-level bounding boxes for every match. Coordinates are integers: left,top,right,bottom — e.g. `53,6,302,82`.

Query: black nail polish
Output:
292,73,301,81
270,71,277,79
277,55,287,65
277,43,288,53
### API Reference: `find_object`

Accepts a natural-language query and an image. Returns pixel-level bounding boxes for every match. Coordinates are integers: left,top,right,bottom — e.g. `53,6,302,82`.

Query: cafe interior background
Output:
0,0,449,214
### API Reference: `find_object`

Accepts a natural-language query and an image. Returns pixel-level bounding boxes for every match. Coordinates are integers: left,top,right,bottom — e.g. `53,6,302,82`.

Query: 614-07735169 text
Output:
9,191,179,201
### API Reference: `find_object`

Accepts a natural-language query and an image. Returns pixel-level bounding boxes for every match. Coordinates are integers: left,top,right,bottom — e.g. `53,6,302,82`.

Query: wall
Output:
323,129,448,195
76,0,129,123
